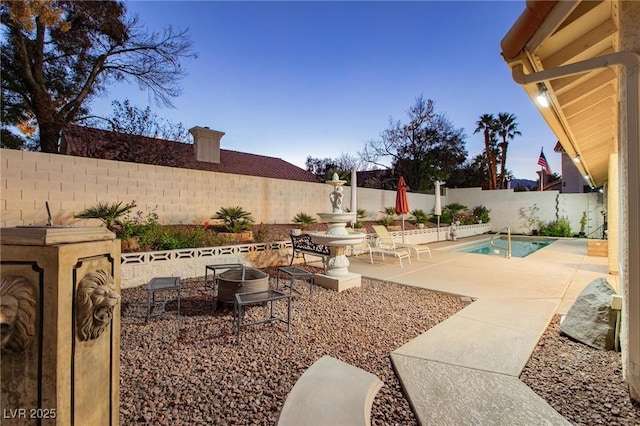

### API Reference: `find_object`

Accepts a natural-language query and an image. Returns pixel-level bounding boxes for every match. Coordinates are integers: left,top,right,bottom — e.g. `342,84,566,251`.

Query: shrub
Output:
378,207,396,226
118,206,160,240
213,206,254,233
252,225,269,243
521,204,542,234
471,205,491,223
539,217,572,237
443,202,468,224
142,225,233,251
579,211,587,235
410,209,429,225
292,212,317,229
353,209,367,229
75,200,136,231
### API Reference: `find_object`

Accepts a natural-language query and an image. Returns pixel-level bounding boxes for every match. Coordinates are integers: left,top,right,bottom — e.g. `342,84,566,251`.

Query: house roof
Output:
500,0,627,187
62,125,319,183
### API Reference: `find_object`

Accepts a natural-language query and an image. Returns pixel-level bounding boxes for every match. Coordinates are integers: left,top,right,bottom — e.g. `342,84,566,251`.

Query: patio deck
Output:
347,237,615,425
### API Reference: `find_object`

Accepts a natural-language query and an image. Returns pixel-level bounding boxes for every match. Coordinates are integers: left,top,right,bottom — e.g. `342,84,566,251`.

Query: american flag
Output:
537,148,550,173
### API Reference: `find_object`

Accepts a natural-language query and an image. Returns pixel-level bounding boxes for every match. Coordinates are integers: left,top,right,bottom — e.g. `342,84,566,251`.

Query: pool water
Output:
455,236,556,258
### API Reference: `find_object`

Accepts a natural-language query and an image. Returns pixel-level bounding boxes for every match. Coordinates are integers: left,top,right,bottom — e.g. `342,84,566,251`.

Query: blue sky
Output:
89,1,560,180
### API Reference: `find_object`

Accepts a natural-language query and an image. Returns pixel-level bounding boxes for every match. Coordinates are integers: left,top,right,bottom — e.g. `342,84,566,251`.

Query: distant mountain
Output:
509,178,537,190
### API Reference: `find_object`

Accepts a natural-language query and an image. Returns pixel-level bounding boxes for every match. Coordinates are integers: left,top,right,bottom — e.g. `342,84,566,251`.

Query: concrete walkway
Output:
348,237,616,425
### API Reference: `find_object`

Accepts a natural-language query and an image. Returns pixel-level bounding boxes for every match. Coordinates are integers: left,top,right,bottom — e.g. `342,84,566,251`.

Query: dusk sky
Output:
89,1,560,181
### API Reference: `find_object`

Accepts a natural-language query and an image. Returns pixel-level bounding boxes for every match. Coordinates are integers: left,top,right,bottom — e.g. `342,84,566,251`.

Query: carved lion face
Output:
0,276,37,355
76,270,120,341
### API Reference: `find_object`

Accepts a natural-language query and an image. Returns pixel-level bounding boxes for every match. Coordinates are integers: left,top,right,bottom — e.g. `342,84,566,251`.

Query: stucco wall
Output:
447,186,604,235
1,148,603,233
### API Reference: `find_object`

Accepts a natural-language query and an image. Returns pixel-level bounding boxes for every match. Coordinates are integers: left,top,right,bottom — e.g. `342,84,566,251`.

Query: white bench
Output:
277,355,384,426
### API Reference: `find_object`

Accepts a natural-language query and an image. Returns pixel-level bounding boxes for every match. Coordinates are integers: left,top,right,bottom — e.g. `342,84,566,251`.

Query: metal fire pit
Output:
217,267,269,304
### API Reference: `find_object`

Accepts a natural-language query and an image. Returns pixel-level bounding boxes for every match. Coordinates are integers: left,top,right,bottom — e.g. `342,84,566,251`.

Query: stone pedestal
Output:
1,227,120,425
314,272,362,292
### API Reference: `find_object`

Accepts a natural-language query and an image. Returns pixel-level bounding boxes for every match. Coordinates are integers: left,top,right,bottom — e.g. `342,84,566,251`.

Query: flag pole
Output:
540,167,544,191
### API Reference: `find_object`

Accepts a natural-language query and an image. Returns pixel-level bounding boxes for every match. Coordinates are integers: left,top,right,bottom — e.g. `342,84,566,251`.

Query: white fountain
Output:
310,173,365,292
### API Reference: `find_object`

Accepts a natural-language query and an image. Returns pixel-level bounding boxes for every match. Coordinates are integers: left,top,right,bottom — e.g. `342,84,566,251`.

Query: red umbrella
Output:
395,176,409,242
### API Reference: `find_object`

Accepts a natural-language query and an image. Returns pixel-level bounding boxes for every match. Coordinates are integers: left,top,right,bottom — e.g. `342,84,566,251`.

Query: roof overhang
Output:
501,0,622,188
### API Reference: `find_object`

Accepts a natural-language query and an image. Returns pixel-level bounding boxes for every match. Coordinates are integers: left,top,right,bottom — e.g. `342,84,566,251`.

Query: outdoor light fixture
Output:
535,83,550,107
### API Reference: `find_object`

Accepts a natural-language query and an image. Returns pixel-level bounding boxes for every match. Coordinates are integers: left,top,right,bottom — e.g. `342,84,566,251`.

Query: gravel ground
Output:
120,268,640,425
520,316,640,425
120,268,467,425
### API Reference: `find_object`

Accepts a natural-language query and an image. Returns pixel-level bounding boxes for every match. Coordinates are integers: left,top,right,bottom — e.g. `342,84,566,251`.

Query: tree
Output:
361,95,467,192
91,99,190,143
474,114,499,190
305,153,361,183
496,112,521,189
1,1,195,153
446,155,489,189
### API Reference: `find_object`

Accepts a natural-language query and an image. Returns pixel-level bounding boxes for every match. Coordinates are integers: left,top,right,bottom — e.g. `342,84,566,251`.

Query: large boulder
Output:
560,278,618,350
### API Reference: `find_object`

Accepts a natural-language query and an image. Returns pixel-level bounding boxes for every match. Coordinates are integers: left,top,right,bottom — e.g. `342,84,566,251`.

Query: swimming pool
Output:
454,236,557,258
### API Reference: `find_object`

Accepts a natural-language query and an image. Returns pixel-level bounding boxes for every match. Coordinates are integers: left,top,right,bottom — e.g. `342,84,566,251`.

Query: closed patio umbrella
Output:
350,168,357,226
434,180,442,241
395,176,409,243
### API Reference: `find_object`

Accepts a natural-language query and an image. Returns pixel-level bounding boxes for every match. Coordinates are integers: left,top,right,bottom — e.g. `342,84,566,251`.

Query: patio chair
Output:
347,232,375,264
372,225,432,260
367,228,411,267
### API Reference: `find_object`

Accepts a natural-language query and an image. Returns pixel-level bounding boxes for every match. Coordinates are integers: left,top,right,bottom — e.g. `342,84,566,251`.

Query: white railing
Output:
490,227,512,258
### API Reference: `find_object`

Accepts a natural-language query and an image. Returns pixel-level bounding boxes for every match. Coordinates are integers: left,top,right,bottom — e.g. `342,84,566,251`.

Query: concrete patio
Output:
347,236,616,425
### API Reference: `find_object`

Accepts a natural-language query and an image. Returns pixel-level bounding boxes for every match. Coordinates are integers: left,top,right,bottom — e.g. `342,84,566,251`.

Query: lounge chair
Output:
365,228,411,267
348,238,375,264
347,231,410,267
372,225,432,260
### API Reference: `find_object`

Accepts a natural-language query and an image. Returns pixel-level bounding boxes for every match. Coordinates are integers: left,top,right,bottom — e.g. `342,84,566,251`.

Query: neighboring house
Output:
62,125,318,183
554,141,590,193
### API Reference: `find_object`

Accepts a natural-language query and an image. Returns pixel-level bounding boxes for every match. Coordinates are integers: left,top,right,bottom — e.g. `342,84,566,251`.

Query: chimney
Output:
189,126,225,164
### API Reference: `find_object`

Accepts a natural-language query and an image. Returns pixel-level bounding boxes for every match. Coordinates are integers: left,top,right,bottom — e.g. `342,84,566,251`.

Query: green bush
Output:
252,225,269,243
443,202,468,224
75,200,136,231
292,212,317,229
378,207,396,226
471,205,491,223
410,209,429,225
213,206,254,232
539,217,572,237
118,206,160,239
353,209,367,229
143,225,233,251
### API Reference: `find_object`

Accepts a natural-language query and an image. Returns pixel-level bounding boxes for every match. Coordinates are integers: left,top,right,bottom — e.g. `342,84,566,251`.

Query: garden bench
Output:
277,355,383,426
289,233,330,268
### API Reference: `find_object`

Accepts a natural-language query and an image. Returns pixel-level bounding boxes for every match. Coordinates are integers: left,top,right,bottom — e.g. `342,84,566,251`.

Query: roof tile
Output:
62,125,318,183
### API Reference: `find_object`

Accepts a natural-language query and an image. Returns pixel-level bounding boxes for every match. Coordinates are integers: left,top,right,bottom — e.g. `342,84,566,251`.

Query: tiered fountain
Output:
310,173,365,291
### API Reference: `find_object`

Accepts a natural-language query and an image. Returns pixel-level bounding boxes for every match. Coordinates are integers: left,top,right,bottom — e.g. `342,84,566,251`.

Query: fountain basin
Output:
309,232,365,247
317,212,356,225
217,268,269,303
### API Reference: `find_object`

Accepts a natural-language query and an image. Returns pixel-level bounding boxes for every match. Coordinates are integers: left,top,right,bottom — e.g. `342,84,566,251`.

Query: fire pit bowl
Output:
217,268,269,304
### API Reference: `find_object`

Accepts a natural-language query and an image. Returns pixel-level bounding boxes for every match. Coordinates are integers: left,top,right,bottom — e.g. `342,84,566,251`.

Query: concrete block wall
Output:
2,149,603,233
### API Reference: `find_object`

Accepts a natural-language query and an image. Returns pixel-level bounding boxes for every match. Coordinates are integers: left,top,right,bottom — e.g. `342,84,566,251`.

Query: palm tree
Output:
474,114,499,190
496,113,521,189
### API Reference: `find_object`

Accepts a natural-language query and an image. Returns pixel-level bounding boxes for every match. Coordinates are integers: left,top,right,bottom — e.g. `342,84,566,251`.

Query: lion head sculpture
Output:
76,270,120,341
1,276,37,355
